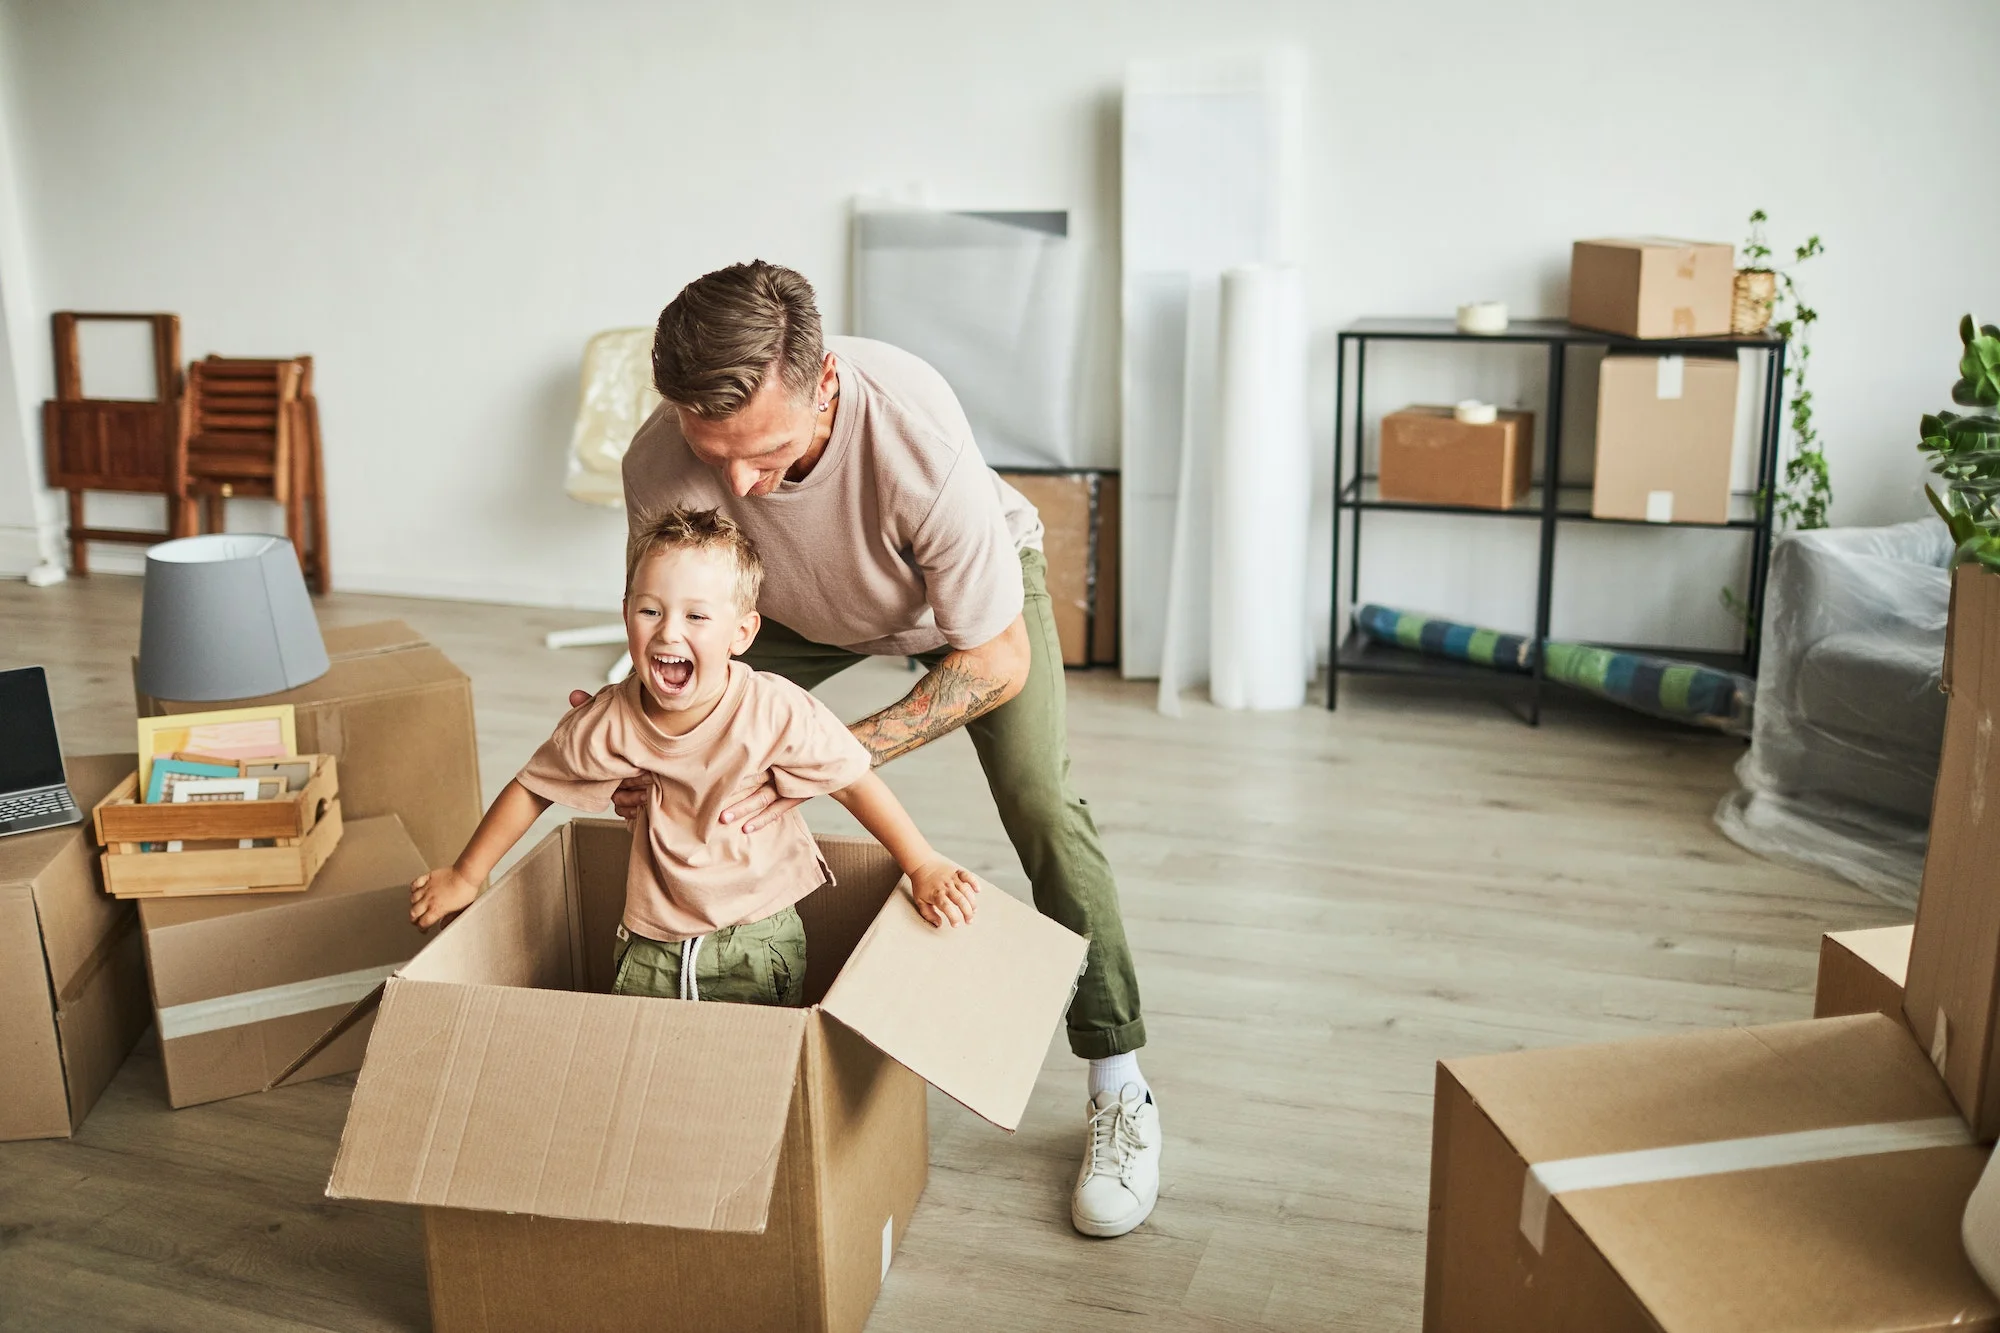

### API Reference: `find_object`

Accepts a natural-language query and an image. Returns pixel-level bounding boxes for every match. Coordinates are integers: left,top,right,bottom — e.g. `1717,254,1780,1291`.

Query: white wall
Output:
2,0,1995,654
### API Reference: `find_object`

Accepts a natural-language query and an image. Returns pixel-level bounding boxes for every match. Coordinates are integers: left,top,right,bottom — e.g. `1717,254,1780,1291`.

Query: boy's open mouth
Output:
649,654,695,695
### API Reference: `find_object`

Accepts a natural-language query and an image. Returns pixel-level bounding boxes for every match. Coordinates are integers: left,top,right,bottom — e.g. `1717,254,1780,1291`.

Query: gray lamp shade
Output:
137,535,330,701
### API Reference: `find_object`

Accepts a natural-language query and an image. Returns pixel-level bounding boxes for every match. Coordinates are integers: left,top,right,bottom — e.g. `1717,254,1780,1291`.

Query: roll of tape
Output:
1457,301,1508,334
1455,400,1498,425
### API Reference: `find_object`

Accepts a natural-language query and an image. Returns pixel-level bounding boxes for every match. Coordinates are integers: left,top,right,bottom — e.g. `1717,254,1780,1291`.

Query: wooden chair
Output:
40,312,186,574
179,355,331,592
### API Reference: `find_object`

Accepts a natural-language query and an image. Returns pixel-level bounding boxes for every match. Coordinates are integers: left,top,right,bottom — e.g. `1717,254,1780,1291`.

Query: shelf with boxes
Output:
1330,305,1786,724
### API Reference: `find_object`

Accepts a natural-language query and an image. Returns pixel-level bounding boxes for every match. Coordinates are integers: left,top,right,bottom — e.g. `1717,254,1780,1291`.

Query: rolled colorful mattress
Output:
1354,604,1754,733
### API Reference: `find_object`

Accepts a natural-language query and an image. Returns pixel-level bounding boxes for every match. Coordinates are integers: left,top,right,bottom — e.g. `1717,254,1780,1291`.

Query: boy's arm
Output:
411,779,552,928
827,771,980,928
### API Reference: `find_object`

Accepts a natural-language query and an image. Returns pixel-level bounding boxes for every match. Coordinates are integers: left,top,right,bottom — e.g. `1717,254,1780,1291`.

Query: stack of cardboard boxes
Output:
1,620,481,1130
125,620,478,1108
1422,561,2000,1330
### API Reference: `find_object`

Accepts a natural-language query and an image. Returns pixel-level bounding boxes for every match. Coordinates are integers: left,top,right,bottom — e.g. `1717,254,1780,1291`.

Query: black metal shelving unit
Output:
1328,316,1787,724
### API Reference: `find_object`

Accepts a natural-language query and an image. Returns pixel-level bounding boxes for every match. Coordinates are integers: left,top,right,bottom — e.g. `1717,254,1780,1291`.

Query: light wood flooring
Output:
0,573,1909,1332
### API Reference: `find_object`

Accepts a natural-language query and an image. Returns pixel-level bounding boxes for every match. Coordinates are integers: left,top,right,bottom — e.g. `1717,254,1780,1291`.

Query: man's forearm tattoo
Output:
852,655,1011,766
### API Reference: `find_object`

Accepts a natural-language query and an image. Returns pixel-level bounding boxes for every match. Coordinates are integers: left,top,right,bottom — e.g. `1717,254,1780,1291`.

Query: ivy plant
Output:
1743,210,1831,530
1919,315,2000,569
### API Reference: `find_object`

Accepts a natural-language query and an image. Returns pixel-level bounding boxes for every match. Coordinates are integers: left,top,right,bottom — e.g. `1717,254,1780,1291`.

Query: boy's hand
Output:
908,859,980,929
410,866,479,930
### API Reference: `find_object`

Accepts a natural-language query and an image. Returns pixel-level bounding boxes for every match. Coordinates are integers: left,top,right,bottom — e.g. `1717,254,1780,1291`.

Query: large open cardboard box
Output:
1424,1014,1995,1331
1,755,151,1140
320,819,1087,1333
135,620,479,869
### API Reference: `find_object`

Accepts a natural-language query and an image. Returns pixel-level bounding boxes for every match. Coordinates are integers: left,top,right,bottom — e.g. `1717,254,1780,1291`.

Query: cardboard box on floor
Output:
1816,925,1912,1022
1591,354,1739,525
1908,563,2000,1138
1424,1014,1996,1332
319,820,1087,1333
1379,406,1535,511
134,620,479,869
1569,237,1735,339
138,813,428,1108
997,469,1120,667
0,755,151,1141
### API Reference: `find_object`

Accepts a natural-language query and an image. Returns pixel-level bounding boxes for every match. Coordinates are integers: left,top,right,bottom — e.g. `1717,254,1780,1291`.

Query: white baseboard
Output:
337,566,620,613
0,524,51,577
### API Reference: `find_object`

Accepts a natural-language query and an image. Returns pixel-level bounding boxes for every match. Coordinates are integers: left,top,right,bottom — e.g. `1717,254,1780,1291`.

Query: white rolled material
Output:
1457,301,1508,334
1454,399,1498,425
1209,263,1312,711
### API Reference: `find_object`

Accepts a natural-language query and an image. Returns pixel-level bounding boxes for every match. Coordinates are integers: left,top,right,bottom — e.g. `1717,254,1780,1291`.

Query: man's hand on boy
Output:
410,866,478,930
909,859,980,929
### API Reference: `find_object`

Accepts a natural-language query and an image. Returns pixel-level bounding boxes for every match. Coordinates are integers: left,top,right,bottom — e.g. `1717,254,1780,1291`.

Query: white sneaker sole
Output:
1071,1181,1159,1238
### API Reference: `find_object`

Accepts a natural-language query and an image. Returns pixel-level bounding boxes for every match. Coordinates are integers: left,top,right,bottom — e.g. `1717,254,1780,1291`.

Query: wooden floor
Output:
0,573,1908,1332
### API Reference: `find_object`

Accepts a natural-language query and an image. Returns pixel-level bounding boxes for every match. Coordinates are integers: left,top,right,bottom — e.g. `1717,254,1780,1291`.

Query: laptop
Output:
0,666,84,838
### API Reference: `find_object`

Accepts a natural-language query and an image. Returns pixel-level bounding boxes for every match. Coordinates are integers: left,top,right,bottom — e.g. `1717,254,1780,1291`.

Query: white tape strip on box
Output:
1518,1116,1972,1253
156,961,403,1041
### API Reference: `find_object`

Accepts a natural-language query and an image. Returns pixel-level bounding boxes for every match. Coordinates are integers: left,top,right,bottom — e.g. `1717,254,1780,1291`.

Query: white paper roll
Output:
1455,400,1497,425
1209,263,1311,711
1457,301,1508,334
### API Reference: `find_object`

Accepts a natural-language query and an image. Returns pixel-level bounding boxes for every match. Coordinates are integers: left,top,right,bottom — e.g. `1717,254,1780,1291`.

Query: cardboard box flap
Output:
820,878,1087,1132
326,977,807,1231
323,620,431,659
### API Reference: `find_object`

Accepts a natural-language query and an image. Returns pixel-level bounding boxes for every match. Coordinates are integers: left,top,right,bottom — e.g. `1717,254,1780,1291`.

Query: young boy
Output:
410,506,980,1005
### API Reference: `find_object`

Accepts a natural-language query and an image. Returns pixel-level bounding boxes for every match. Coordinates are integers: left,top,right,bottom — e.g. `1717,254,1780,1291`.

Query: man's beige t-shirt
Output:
516,662,871,941
623,336,1045,657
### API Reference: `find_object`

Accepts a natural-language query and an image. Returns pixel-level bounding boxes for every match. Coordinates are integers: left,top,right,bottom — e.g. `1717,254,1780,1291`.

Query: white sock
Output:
1088,1052,1149,1102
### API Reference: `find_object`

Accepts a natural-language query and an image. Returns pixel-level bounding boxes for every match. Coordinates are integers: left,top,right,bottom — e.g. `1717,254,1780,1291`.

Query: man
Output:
601,259,1159,1238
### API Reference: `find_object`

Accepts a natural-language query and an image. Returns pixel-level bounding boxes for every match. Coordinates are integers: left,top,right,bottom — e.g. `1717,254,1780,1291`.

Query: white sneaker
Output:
1071,1083,1160,1237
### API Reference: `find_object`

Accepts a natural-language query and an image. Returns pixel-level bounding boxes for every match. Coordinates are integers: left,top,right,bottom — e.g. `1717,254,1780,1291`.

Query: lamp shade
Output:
137,535,330,701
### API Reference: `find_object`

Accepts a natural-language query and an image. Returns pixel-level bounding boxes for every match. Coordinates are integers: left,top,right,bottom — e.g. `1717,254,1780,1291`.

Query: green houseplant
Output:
1920,315,2000,568
1742,210,1830,531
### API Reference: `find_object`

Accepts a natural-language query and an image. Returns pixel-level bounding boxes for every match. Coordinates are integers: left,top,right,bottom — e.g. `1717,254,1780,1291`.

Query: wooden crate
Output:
92,756,345,899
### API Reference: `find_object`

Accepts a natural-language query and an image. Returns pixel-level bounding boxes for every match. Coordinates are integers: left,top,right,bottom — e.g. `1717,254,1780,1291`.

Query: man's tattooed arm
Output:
850,619,1031,766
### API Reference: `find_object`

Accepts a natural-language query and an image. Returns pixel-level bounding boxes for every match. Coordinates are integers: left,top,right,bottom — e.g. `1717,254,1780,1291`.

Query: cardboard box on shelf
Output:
321,820,1088,1333
1,755,151,1141
137,813,428,1109
1568,237,1735,339
1815,924,1913,1022
135,620,479,869
1908,563,2000,1138
998,469,1120,667
1379,407,1535,511
1591,354,1739,525
1424,1014,1996,1332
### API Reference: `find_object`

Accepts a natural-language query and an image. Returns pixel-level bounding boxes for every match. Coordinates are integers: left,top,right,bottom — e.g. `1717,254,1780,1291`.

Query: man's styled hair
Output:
651,260,825,420
625,506,763,612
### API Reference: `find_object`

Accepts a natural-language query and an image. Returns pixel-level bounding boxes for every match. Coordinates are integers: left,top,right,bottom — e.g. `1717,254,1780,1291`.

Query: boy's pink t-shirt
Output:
515,662,871,941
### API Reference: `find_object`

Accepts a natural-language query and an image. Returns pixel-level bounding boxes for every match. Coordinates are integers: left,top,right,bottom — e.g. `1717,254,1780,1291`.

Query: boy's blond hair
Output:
625,506,763,612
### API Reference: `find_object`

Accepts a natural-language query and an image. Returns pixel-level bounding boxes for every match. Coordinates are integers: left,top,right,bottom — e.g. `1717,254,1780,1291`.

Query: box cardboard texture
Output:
1379,407,1535,510
1591,355,1738,525
997,469,1120,667
135,620,479,869
0,755,151,1141
1816,925,1913,1022
1424,1015,1997,1333
1568,237,1735,339
138,813,428,1108
1908,564,2000,1138
322,820,1088,1333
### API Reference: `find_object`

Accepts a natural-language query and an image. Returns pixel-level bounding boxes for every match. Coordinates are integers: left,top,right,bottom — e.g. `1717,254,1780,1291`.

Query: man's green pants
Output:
742,548,1144,1060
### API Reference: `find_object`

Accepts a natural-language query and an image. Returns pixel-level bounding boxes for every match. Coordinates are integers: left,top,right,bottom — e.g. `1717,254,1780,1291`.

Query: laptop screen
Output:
0,667,67,794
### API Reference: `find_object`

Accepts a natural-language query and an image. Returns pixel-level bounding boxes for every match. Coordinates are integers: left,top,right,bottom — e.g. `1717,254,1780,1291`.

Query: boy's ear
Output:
732,610,762,658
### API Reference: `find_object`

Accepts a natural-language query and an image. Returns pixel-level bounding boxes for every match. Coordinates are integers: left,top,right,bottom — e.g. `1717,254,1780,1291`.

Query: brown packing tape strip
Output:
328,635,430,662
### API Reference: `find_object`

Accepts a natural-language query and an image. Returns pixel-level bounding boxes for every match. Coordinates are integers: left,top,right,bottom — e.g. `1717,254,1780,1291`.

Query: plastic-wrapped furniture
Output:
1716,520,1953,907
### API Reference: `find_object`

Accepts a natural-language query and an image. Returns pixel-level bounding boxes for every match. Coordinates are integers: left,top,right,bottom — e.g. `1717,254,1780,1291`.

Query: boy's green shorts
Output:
611,905,807,1007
